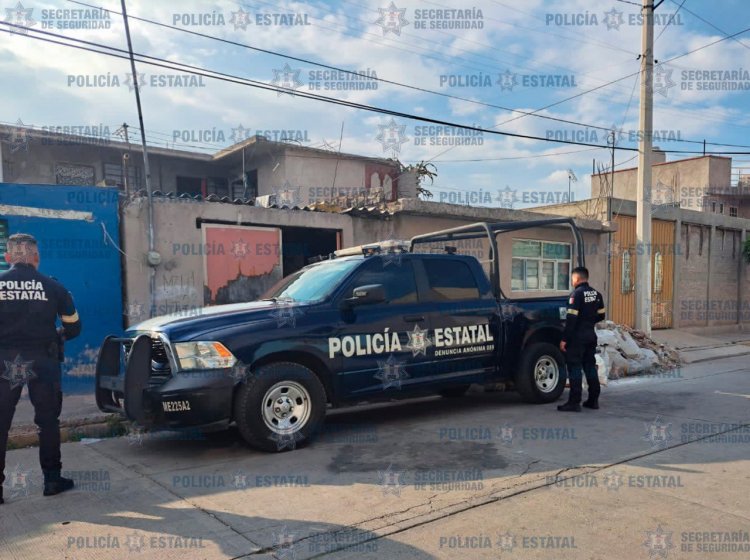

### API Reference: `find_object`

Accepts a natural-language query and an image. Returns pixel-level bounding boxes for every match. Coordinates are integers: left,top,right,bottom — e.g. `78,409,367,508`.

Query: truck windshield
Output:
263,258,362,303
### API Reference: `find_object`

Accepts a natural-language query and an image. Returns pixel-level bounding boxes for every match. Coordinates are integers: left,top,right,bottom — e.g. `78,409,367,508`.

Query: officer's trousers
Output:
0,379,63,487
565,341,600,405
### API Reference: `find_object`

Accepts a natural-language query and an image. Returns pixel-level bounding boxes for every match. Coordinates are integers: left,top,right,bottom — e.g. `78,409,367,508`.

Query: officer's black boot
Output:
557,402,582,412
43,470,74,496
0,485,4,504
558,364,582,412
582,364,600,409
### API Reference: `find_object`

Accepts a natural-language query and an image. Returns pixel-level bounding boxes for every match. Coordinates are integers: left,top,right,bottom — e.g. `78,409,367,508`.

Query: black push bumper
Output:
95,334,235,430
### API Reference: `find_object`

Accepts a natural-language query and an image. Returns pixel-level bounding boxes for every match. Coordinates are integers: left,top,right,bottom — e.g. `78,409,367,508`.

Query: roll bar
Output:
409,218,585,299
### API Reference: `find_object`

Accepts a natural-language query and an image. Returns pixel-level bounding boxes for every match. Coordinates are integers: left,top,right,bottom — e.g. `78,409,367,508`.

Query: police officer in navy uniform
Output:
0,234,81,503
558,266,606,412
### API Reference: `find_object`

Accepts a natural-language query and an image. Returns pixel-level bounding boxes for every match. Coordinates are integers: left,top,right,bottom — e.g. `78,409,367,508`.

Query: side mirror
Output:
343,284,386,307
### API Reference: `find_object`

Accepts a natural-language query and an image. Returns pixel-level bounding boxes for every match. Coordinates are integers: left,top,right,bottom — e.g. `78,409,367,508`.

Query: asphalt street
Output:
1,354,748,559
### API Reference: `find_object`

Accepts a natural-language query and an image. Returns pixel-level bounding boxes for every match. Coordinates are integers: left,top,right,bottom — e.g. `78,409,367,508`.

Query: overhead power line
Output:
64,0,750,148
3,20,750,155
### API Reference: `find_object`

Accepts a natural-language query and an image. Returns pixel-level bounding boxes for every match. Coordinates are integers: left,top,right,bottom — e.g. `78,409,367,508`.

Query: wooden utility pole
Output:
635,0,655,333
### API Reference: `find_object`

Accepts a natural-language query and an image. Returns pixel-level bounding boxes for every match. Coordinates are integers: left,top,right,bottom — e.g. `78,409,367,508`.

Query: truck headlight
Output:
174,341,237,370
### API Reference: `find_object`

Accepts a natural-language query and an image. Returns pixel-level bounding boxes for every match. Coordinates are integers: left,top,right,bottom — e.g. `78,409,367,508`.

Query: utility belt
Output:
0,338,63,362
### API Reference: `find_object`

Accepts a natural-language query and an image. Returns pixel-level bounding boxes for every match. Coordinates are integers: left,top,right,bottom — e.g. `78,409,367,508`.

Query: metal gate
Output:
0,184,123,393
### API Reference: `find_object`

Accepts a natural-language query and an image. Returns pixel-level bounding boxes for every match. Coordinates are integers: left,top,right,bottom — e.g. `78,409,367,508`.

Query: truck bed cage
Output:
409,218,585,300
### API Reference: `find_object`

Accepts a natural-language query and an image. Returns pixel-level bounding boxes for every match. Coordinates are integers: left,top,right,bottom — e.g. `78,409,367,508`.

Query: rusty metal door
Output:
609,215,674,329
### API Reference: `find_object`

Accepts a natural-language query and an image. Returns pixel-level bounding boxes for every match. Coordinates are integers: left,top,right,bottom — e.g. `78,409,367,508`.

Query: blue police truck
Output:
96,218,585,451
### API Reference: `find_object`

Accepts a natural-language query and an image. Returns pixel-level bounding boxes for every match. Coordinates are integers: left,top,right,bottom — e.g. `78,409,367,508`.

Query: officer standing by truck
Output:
558,266,605,412
0,233,81,503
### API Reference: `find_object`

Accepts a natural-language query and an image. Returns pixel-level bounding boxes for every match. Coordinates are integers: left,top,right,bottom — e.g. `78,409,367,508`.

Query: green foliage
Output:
400,160,438,200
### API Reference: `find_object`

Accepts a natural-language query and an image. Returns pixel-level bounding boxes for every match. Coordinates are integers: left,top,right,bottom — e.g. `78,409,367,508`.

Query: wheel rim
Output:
534,355,560,393
261,381,312,435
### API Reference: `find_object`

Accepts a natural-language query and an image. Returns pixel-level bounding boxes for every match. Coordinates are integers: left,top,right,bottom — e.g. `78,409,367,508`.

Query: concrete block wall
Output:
676,224,746,328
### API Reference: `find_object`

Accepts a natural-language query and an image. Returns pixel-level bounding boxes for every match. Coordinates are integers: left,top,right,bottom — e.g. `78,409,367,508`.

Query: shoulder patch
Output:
568,297,575,305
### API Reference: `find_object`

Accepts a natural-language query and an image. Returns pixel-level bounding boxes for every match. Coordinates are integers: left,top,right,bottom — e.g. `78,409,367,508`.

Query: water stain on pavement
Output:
328,440,508,473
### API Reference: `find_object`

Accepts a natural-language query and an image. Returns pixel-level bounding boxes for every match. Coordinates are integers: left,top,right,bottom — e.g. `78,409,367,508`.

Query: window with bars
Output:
511,239,571,292
622,250,633,293
104,162,142,189
654,252,663,293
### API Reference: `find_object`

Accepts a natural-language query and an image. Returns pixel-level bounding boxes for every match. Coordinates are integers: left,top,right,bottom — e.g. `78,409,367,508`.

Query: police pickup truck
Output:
96,218,585,451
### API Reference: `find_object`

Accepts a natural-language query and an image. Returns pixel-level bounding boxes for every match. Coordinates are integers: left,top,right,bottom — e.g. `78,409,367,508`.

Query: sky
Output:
1,0,749,208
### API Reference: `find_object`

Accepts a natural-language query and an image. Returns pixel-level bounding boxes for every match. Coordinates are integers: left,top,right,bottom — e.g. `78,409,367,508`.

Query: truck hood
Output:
127,300,305,341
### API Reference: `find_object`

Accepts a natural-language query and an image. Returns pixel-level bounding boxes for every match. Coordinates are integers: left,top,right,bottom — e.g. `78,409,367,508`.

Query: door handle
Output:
403,315,425,323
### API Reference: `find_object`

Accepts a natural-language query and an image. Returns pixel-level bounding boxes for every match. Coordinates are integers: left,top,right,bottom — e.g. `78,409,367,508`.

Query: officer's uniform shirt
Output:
562,281,605,345
0,263,81,383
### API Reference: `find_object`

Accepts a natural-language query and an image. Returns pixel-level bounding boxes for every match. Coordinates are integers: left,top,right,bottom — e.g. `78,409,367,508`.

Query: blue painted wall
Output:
0,184,123,394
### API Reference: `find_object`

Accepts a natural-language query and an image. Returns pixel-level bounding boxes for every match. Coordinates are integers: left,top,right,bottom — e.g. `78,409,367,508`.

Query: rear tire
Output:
234,362,326,452
515,343,566,404
438,384,471,398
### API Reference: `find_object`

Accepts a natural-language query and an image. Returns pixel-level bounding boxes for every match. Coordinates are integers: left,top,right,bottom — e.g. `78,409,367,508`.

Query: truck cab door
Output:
414,256,498,384
329,256,435,399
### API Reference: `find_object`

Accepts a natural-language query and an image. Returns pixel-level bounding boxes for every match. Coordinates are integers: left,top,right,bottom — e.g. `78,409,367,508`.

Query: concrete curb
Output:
8,414,125,449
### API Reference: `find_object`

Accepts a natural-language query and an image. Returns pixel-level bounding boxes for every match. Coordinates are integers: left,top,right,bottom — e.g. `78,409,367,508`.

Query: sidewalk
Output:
650,328,750,363
10,391,114,447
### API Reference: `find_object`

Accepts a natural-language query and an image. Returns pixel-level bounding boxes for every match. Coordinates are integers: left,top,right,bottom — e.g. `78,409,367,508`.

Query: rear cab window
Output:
422,259,481,301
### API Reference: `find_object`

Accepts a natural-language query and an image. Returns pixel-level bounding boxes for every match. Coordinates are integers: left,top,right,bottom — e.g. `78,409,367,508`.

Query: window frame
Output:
511,238,572,292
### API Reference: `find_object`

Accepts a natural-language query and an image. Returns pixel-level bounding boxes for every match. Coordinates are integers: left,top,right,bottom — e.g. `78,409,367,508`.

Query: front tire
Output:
234,362,326,452
514,343,566,404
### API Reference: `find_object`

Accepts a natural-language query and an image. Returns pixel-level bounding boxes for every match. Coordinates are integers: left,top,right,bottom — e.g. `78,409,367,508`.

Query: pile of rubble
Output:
594,321,681,385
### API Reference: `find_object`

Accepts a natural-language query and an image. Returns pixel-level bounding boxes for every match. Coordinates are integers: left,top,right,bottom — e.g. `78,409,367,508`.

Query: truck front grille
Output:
122,336,172,386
